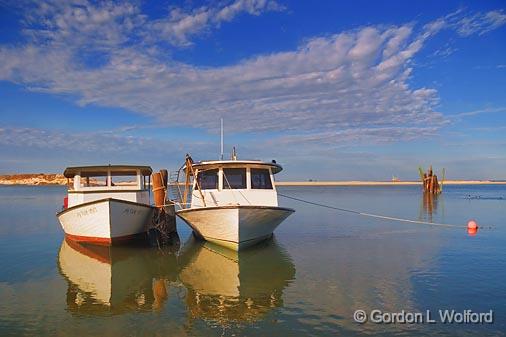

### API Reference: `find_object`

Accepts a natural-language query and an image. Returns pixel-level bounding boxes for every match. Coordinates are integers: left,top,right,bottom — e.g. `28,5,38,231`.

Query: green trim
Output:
176,205,294,214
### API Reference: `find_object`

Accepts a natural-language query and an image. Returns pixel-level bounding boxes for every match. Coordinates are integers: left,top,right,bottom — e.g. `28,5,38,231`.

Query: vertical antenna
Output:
220,118,224,160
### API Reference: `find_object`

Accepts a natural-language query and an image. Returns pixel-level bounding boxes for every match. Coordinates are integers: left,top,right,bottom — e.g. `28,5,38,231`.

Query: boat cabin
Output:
63,165,152,208
188,160,282,208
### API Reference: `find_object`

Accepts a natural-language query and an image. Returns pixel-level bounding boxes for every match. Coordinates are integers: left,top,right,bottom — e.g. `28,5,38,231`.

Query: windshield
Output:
223,168,246,189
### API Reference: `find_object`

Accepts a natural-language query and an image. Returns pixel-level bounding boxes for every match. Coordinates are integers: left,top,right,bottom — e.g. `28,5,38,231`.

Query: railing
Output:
166,154,203,209
167,171,192,208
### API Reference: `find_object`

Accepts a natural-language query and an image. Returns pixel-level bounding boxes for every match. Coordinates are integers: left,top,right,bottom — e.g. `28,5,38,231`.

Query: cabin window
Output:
79,172,107,187
110,170,138,187
250,168,273,189
197,169,219,189
223,168,246,189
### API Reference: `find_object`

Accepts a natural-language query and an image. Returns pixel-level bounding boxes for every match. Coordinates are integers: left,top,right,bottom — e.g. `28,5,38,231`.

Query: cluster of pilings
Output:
149,169,178,246
419,166,443,194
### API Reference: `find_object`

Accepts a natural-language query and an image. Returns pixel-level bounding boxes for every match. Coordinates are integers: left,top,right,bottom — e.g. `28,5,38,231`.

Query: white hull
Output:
176,206,294,250
57,198,154,245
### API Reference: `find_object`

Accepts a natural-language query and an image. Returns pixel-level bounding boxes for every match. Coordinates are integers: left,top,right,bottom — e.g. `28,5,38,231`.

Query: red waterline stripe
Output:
65,232,146,246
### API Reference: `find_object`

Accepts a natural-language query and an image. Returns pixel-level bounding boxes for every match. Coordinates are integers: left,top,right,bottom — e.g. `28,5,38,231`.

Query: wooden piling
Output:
419,166,443,194
152,172,165,207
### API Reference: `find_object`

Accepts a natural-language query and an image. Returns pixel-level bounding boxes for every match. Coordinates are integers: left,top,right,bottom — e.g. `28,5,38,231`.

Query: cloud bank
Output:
1,1,505,146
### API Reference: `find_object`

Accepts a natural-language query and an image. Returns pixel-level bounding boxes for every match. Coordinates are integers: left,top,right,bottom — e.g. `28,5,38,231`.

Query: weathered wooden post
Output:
419,166,443,194
152,172,165,207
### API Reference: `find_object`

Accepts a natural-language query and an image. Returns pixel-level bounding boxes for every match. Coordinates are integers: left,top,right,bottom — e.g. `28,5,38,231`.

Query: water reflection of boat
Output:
57,235,295,322
178,236,295,324
57,239,178,315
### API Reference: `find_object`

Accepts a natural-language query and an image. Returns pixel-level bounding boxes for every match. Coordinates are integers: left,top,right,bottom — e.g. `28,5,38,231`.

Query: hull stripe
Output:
65,232,146,246
176,205,294,214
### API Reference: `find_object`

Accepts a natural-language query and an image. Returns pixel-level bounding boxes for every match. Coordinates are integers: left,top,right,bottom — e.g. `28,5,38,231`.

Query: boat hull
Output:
57,198,154,245
176,206,294,250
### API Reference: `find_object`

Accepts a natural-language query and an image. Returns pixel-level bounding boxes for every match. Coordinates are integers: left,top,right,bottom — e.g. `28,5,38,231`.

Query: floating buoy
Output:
467,220,478,230
467,220,478,236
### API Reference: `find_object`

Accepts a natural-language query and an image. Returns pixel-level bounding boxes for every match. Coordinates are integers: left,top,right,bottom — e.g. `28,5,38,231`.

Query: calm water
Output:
0,185,505,336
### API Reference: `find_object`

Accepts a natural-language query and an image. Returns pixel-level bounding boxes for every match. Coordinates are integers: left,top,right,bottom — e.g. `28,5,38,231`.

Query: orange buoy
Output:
467,220,478,236
467,220,478,230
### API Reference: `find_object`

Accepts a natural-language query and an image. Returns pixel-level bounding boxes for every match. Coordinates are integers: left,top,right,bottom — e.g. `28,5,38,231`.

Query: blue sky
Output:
0,0,505,180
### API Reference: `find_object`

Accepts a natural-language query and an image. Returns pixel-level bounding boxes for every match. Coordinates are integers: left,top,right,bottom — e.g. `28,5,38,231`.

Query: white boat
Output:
175,157,294,250
57,165,154,245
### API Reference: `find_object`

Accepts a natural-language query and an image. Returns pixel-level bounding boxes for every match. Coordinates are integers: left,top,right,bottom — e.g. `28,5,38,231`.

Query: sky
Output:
0,0,505,181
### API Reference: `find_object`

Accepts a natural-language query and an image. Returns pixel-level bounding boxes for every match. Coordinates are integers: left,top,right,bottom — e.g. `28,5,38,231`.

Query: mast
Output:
220,118,224,160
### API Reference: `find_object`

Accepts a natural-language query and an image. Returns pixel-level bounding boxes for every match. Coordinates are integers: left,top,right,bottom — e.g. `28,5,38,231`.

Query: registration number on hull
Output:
123,207,139,215
76,207,97,218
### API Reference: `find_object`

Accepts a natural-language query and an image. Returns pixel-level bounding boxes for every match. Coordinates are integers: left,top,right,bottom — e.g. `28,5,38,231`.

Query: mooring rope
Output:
278,193,493,229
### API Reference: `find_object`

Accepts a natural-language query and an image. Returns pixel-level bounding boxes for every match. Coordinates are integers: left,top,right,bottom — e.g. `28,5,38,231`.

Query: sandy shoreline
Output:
0,173,505,186
275,180,506,186
0,174,67,186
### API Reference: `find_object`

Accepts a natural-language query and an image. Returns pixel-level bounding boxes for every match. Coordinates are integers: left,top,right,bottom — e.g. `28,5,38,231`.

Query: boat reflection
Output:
178,236,296,324
57,238,179,315
57,235,295,322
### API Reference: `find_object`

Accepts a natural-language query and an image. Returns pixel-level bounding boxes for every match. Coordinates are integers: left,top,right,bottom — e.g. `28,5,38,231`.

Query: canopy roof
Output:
63,165,152,178
188,160,283,174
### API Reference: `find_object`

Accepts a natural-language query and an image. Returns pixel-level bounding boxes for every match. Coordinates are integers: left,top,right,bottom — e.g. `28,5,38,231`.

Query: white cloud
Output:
22,0,142,50
16,0,282,50
0,126,215,164
276,126,441,145
0,2,505,147
149,0,284,46
0,23,446,134
431,44,458,58
451,107,506,118
0,127,148,153
445,8,506,37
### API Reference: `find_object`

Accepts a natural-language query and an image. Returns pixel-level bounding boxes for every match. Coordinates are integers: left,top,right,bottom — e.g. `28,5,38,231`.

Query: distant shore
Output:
275,180,506,186
1,173,505,186
0,174,67,186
